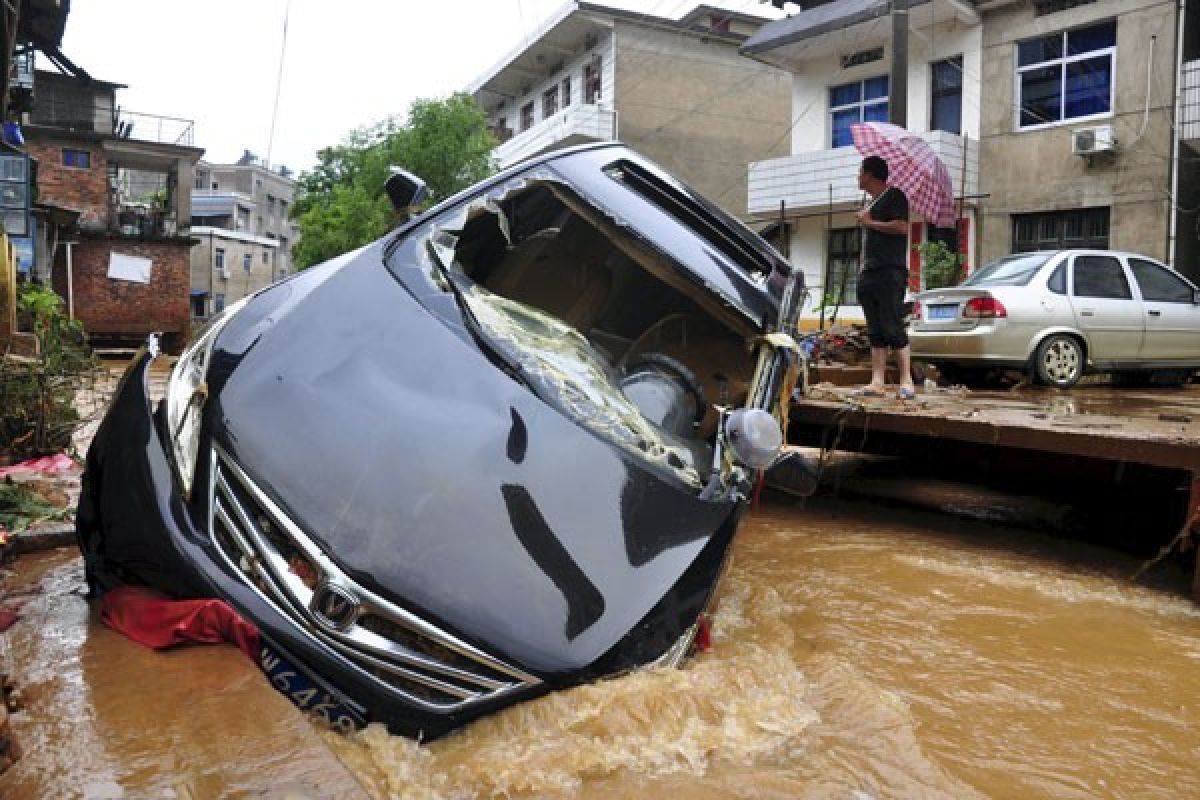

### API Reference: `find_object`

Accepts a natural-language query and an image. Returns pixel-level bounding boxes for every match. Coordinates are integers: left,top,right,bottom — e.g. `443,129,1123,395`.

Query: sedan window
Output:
962,253,1053,286
1129,258,1195,303
1072,255,1131,299
1047,263,1066,294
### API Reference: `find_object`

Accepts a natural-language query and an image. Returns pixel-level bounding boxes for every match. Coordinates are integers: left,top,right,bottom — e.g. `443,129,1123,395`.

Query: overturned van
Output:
76,143,803,740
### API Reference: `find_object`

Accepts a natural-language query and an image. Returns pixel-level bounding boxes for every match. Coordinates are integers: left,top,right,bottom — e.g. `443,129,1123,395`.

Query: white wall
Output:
788,213,867,324
790,20,982,154
491,30,616,134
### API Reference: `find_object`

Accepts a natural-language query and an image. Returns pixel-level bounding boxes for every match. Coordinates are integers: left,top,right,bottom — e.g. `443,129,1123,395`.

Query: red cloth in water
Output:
99,586,261,661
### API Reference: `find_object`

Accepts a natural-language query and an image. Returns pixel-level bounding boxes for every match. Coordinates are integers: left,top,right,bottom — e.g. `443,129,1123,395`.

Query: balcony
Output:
747,130,979,218
29,100,195,146
1182,60,1200,142
493,104,617,169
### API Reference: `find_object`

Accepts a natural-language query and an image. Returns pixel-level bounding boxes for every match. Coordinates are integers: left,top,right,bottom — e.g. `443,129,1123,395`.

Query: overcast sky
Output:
55,0,783,176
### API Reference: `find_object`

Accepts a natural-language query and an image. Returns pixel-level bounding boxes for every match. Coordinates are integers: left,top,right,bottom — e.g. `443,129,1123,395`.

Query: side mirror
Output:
384,167,428,214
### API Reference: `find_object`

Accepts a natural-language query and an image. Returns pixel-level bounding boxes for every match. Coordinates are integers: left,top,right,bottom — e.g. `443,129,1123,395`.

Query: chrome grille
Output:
208,445,541,712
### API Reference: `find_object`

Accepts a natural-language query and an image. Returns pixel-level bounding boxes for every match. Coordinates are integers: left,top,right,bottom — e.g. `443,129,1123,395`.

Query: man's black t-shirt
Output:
863,186,909,271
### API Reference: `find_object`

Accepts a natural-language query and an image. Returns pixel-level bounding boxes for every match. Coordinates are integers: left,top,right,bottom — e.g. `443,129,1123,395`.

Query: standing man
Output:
854,155,915,400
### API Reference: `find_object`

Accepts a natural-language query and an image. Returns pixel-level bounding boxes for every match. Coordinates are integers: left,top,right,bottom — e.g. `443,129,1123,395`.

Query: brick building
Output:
23,69,204,349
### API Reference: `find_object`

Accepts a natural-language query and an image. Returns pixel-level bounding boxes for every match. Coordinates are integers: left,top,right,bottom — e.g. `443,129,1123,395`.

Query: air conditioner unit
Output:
217,267,230,280
1072,124,1116,156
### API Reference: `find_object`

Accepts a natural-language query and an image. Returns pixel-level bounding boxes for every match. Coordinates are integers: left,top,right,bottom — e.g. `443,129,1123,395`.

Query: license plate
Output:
258,641,365,734
928,304,958,320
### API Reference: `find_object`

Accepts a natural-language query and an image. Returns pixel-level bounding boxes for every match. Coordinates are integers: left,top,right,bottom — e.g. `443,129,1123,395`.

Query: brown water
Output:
329,497,1200,800
3,497,1198,799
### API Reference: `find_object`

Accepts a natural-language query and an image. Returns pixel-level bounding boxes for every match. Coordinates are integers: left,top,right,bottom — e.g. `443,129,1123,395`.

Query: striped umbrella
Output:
851,121,956,228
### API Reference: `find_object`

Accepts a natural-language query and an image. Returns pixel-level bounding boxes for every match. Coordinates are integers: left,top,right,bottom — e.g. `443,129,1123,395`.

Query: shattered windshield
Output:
413,173,710,488
461,285,703,486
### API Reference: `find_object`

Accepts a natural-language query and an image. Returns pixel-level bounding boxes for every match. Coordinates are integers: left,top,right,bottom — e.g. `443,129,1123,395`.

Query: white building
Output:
469,2,792,220
741,0,983,325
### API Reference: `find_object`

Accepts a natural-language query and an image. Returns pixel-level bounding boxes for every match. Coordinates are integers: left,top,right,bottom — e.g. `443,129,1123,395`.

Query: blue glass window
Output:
863,76,889,101
1020,66,1061,127
1067,21,1115,56
863,104,889,123
1017,21,1114,128
1018,34,1062,67
1064,55,1112,118
829,76,889,147
831,109,858,148
829,82,861,107
62,148,91,168
931,57,962,134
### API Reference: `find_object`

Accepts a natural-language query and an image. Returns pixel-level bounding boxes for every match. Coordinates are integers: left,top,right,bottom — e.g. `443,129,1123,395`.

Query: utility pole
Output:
890,1,909,128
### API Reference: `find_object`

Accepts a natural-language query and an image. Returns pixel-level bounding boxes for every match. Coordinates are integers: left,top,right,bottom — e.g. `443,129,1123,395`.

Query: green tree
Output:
292,93,497,269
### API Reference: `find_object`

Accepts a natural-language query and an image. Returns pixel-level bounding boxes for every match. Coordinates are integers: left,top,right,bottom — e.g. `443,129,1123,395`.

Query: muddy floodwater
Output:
3,494,1198,799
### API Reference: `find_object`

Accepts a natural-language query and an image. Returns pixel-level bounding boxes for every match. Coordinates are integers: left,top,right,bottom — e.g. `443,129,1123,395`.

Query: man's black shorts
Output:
857,267,908,349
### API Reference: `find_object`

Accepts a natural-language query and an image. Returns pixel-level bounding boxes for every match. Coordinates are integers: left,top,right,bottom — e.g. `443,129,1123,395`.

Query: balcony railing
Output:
1182,59,1200,141
748,130,979,217
29,100,195,146
493,104,617,168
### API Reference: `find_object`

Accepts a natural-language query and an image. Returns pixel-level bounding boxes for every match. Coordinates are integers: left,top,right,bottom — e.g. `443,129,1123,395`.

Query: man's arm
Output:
855,208,910,235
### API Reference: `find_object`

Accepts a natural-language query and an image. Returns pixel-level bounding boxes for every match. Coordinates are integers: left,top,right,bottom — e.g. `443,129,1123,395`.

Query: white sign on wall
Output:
107,252,153,284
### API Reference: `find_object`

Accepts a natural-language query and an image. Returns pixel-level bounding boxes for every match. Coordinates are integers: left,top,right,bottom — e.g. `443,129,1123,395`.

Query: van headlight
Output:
164,297,250,495
724,408,783,469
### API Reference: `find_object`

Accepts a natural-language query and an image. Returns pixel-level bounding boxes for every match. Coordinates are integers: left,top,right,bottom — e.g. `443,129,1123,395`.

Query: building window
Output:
826,228,861,305
214,293,226,313
520,102,534,131
243,252,252,272
262,250,269,264
542,86,559,118
214,248,225,268
1017,20,1115,128
829,77,888,147
191,295,207,317
62,148,91,168
931,56,963,134
562,76,572,106
584,55,603,104
1012,207,1109,252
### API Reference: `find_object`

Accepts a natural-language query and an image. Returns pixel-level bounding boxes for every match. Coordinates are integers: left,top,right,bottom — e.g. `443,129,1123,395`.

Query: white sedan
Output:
909,249,1200,388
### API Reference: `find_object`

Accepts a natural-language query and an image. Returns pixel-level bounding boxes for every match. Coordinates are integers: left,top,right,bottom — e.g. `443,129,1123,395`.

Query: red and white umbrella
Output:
851,121,956,228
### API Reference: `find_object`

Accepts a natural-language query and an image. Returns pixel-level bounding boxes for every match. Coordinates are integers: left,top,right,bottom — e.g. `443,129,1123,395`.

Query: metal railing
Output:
29,100,195,146
1181,60,1200,141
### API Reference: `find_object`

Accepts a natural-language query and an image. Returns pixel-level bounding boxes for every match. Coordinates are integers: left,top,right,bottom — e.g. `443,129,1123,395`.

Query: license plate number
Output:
928,304,958,320
259,642,365,734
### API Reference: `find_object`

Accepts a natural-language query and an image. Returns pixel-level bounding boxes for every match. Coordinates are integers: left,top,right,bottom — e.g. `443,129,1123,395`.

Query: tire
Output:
1034,334,1084,388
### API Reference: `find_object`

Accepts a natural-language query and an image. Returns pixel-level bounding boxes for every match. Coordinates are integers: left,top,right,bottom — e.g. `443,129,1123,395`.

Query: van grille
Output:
207,445,540,712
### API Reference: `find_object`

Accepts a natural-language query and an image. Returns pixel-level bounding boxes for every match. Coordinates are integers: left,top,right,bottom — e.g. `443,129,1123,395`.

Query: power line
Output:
265,0,290,170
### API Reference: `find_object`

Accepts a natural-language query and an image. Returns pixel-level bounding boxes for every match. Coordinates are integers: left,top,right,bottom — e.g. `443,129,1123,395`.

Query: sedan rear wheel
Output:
1034,334,1084,388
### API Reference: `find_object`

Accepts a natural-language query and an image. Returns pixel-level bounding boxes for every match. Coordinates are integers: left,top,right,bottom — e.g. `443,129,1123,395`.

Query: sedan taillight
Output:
962,297,1007,319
